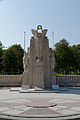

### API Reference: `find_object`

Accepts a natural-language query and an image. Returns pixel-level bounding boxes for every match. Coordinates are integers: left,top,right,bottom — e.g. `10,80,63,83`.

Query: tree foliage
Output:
0,41,3,73
71,44,80,74
54,39,78,74
3,44,24,74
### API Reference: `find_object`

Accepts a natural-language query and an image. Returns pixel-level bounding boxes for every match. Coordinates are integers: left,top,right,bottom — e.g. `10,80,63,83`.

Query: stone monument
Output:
22,25,56,89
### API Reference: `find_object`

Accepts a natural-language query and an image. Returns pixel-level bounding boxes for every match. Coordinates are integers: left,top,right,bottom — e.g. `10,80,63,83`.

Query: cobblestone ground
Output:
0,87,80,119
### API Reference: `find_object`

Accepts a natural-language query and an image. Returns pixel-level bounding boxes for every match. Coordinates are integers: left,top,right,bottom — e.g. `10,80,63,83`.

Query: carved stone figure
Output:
27,47,30,56
31,25,47,60
31,25,47,37
34,37,42,60
51,52,56,72
23,52,29,72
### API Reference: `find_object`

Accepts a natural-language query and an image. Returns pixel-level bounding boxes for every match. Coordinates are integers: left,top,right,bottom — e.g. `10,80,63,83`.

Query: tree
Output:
71,44,80,74
54,39,74,74
0,41,4,74
3,44,24,74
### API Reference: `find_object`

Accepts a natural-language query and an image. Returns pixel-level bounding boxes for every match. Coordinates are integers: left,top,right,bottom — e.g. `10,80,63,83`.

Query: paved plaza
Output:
0,88,80,119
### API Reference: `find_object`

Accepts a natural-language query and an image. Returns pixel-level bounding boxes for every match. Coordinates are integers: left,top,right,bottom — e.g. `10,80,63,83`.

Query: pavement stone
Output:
0,87,80,119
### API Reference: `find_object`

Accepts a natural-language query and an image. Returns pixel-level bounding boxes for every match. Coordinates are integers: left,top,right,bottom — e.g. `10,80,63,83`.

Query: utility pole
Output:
52,32,54,49
24,31,26,53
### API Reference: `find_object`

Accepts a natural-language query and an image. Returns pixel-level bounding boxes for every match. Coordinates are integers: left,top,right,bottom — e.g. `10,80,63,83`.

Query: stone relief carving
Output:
23,53,27,72
31,25,47,37
51,52,56,72
49,48,56,72
22,25,56,89
31,25,47,60
23,48,30,72
34,37,43,60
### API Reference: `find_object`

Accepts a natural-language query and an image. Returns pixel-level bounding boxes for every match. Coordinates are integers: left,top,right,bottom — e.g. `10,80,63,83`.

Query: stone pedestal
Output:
35,60,44,89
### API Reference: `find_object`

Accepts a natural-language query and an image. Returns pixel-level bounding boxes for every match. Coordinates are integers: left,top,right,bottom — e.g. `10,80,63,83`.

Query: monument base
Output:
35,86,44,91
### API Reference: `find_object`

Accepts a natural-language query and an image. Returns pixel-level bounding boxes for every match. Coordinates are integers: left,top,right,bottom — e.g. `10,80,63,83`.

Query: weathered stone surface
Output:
35,61,44,89
22,71,29,85
22,25,56,89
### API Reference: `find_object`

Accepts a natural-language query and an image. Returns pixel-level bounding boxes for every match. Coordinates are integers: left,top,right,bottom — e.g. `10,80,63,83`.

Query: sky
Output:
0,0,80,51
